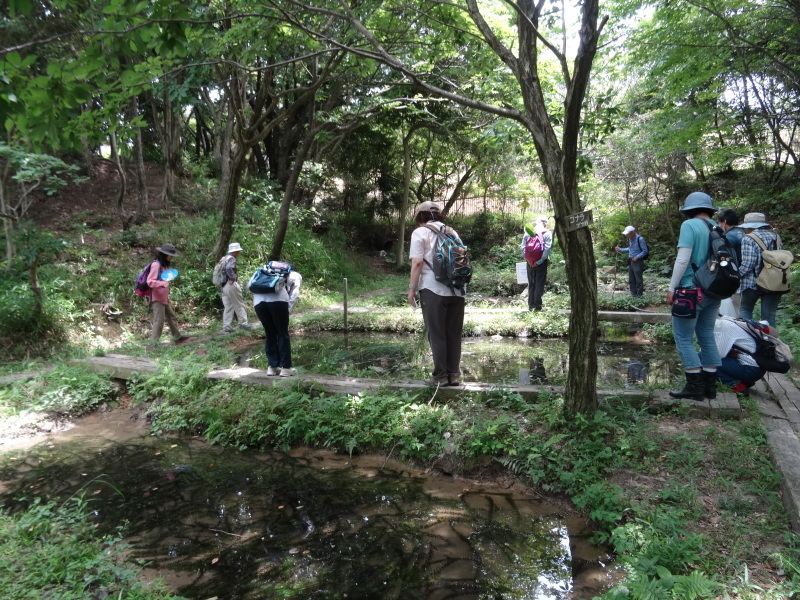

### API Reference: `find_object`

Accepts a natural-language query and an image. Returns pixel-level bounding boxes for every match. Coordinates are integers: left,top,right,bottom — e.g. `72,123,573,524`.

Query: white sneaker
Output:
266,366,278,376
280,368,293,377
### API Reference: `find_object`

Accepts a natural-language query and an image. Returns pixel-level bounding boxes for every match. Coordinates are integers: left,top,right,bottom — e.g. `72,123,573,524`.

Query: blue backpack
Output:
423,224,472,295
248,261,292,294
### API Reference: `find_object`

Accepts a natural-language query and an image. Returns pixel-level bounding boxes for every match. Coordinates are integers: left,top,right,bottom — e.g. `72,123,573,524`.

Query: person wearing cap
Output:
407,201,466,386
666,192,721,401
716,208,744,314
706,317,767,394
146,243,190,347
615,225,648,298
738,212,781,328
521,215,553,311
219,242,253,334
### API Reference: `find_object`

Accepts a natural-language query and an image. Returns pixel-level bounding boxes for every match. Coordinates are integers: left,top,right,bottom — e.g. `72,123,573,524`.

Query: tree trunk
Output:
395,130,413,266
442,167,474,216
270,130,314,261
161,91,182,205
110,131,132,231
212,148,247,261
0,163,14,267
131,96,149,224
29,255,43,321
218,97,235,209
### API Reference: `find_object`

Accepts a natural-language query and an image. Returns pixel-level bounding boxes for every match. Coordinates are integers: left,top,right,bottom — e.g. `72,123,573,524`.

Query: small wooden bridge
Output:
68,354,741,421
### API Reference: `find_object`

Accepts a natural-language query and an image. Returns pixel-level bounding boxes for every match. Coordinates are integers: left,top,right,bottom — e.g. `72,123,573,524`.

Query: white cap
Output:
622,226,636,235
228,242,243,253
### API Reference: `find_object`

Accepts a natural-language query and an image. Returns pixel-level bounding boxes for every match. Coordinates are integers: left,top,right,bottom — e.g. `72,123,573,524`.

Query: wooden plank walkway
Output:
312,307,673,324
72,354,650,404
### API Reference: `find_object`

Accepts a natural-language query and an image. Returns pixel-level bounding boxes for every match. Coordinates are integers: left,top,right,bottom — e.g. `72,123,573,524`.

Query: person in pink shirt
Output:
146,243,190,347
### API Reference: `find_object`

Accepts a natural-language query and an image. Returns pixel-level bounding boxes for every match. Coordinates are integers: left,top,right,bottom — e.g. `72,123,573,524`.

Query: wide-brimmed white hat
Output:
228,242,243,253
741,212,771,229
622,225,636,235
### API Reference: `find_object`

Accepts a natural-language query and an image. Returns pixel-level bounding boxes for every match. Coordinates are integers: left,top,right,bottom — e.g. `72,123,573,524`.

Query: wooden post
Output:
343,278,348,347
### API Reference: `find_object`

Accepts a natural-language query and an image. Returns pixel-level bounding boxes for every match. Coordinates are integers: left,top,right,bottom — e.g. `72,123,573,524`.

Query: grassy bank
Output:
0,496,183,600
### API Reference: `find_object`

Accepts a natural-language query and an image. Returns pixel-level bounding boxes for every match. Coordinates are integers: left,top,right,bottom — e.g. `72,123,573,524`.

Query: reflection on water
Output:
0,411,620,599
241,331,679,388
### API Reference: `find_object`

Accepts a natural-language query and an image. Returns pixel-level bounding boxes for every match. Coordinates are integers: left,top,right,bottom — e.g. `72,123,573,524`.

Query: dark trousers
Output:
419,289,465,382
526,260,548,310
254,301,292,368
628,259,644,297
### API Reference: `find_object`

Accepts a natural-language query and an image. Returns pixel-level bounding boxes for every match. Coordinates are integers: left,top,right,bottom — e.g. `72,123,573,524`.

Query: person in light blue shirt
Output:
666,192,721,401
615,225,648,297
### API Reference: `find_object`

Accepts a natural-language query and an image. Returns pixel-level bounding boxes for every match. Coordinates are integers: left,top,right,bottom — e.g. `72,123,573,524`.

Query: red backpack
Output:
524,232,545,266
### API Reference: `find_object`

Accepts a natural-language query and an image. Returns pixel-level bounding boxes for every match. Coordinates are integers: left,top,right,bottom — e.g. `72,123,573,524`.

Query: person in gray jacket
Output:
219,242,253,334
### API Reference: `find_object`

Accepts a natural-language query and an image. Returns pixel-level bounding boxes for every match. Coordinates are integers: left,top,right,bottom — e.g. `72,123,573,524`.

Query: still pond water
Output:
1,410,622,599
1,330,669,598
243,327,679,388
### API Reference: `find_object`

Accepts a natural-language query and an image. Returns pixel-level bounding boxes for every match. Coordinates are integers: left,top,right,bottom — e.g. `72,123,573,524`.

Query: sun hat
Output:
740,212,771,229
536,215,549,224
156,243,179,256
622,225,636,235
679,192,719,216
413,201,441,218
228,242,243,253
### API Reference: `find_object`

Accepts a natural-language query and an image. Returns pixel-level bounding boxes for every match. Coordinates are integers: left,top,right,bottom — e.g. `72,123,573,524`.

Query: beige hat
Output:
413,201,441,218
741,212,771,229
228,242,243,253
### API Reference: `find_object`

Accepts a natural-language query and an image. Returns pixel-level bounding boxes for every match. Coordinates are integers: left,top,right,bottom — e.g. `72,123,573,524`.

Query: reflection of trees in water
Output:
0,437,597,599
243,332,680,387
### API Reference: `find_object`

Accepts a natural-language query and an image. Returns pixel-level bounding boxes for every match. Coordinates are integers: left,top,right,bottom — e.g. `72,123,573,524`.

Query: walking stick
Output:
611,250,619,300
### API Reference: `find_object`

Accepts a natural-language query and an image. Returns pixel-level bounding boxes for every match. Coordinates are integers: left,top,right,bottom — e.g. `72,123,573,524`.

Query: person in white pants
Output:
220,242,253,334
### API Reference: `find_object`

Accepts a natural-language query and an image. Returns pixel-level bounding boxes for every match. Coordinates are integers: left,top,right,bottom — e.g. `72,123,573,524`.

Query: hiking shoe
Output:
220,327,235,335
174,335,191,345
426,376,448,386
266,366,278,376
449,380,462,387
280,368,293,377
731,382,750,394
239,323,254,331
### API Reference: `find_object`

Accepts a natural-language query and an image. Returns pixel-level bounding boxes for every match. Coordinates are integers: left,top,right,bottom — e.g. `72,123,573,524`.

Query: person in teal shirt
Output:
666,192,722,401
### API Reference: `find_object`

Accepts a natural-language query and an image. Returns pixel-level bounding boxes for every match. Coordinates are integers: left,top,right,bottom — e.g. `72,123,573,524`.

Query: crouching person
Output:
253,265,302,377
702,317,766,394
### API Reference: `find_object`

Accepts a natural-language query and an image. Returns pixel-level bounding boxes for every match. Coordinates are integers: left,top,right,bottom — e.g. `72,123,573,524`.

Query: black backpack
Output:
731,318,792,374
423,224,472,295
692,220,740,300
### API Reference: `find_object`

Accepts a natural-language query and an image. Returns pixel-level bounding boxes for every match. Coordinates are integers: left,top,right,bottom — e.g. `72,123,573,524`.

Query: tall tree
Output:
276,0,608,415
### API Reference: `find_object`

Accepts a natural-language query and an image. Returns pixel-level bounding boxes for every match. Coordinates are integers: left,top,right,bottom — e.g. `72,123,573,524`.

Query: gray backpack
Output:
212,255,229,288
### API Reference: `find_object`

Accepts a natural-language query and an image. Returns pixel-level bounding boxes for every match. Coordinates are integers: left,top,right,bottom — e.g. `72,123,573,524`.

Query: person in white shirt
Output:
704,317,766,394
406,201,466,386
253,267,302,377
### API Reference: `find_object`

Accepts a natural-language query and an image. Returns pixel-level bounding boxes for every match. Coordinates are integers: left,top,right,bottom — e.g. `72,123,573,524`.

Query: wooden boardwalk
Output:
72,354,651,404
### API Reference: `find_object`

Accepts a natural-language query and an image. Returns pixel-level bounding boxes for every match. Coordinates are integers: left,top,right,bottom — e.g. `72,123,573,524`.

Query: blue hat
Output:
679,192,719,215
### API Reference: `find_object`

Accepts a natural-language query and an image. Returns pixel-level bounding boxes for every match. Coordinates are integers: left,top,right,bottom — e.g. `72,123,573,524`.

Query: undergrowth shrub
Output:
0,364,118,418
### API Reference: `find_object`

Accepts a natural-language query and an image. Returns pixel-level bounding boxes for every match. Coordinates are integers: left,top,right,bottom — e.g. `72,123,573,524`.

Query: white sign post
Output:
516,262,528,284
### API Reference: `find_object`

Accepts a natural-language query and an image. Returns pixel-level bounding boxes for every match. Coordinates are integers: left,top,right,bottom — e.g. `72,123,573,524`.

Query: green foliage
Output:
0,364,118,419
0,283,69,359
0,497,183,600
